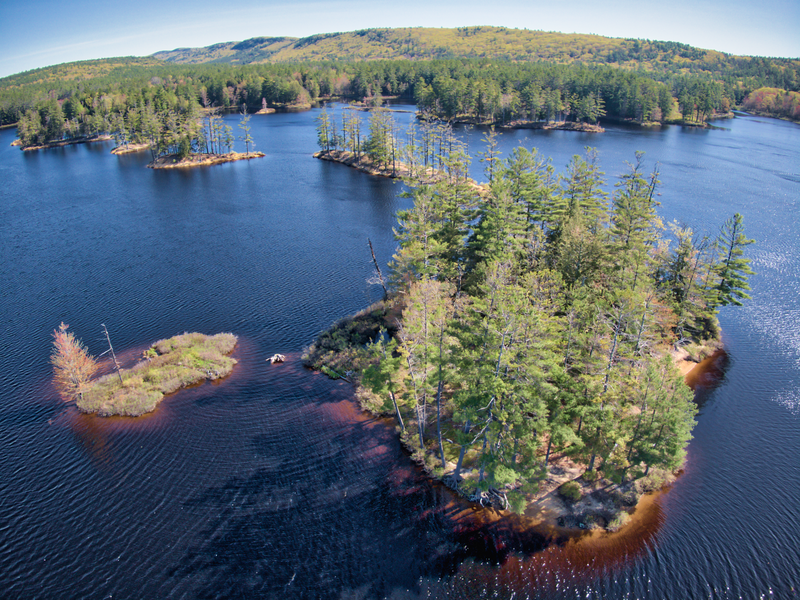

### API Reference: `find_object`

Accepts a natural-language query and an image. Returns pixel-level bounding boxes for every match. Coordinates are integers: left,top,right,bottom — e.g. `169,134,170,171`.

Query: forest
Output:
741,86,800,120
3,24,800,146
0,58,748,152
308,113,755,512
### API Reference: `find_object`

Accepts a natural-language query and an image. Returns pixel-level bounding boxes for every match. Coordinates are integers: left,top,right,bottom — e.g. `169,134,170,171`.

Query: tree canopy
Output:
345,125,755,510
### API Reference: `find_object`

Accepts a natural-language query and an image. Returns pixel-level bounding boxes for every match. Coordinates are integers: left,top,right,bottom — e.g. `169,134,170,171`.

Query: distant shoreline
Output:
500,119,604,132
147,151,265,169
18,134,113,150
418,113,605,132
111,143,150,155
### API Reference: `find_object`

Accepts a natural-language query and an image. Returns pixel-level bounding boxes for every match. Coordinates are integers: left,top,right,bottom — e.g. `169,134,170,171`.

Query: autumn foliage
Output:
51,322,98,402
743,87,800,121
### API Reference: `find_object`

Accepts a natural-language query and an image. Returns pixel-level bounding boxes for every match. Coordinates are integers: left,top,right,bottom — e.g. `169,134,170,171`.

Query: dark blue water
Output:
0,107,798,599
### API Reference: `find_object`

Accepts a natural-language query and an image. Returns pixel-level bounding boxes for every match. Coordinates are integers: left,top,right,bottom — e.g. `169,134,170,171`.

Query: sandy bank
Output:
671,339,724,379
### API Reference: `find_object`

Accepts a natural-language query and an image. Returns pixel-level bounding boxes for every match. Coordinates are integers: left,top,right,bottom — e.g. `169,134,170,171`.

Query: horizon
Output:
1,0,798,79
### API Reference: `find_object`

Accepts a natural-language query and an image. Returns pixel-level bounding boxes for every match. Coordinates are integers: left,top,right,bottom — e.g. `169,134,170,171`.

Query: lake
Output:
0,106,798,599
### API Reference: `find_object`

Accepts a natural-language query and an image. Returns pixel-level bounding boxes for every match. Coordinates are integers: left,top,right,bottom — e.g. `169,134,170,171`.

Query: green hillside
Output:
153,37,295,64
152,26,800,84
0,57,166,89
2,27,798,130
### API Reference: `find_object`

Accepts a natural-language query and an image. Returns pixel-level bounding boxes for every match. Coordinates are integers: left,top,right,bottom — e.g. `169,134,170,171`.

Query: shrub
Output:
603,468,624,485
320,365,342,379
607,510,631,532
508,491,528,515
355,385,385,413
558,481,582,502
634,468,674,494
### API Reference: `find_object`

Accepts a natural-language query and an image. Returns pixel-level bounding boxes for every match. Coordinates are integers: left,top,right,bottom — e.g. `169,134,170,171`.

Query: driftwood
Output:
468,487,510,510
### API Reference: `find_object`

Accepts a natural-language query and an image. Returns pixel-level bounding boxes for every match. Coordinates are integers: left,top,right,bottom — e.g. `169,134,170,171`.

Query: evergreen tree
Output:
608,152,662,290
238,106,255,155
712,213,755,307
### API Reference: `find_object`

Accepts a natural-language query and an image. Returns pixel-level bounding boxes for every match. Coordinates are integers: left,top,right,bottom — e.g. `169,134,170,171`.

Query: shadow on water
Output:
163,356,666,599
685,349,730,407
166,398,443,597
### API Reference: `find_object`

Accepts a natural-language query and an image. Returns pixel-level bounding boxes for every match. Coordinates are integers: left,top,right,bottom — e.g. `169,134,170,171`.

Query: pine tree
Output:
316,107,332,152
362,335,405,432
238,106,255,155
712,213,755,307
608,152,662,290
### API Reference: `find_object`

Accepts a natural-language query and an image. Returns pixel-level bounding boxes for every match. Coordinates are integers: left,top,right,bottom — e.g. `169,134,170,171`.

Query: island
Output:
76,332,237,417
14,134,113,150
147,151,265,169
304,142,755,534
500,120,604,132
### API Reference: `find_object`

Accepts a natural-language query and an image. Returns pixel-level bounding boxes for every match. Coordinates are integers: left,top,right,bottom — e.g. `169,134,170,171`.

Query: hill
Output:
153,37,296,65
151,26,800,84
2,27,798,129
0,57,166,89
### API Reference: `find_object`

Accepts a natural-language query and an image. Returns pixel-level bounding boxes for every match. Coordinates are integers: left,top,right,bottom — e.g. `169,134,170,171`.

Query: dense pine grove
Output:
311,112,755,511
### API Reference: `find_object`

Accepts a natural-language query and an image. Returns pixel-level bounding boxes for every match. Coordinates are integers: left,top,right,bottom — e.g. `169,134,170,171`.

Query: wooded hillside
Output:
3,27,798,132
152,26,800,89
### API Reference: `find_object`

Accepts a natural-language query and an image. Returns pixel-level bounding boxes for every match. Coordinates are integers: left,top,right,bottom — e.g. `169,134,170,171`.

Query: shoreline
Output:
147,151,265,169
111,142,150,155
18,134,113,151
313,150,486,193
734,108,800,125
418,113,605,132
671,338,724,379
314,149,405,179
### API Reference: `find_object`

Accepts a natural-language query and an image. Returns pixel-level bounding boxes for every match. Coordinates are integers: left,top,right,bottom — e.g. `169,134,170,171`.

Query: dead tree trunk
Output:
101,323,123,384
368,238,388,300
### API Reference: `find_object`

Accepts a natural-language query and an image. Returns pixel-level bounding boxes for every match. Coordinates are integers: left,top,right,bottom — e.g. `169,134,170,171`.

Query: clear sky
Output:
1,0,798,78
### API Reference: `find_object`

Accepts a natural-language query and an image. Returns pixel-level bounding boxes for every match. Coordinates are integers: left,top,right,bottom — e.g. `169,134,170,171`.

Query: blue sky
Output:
1,0,798,78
